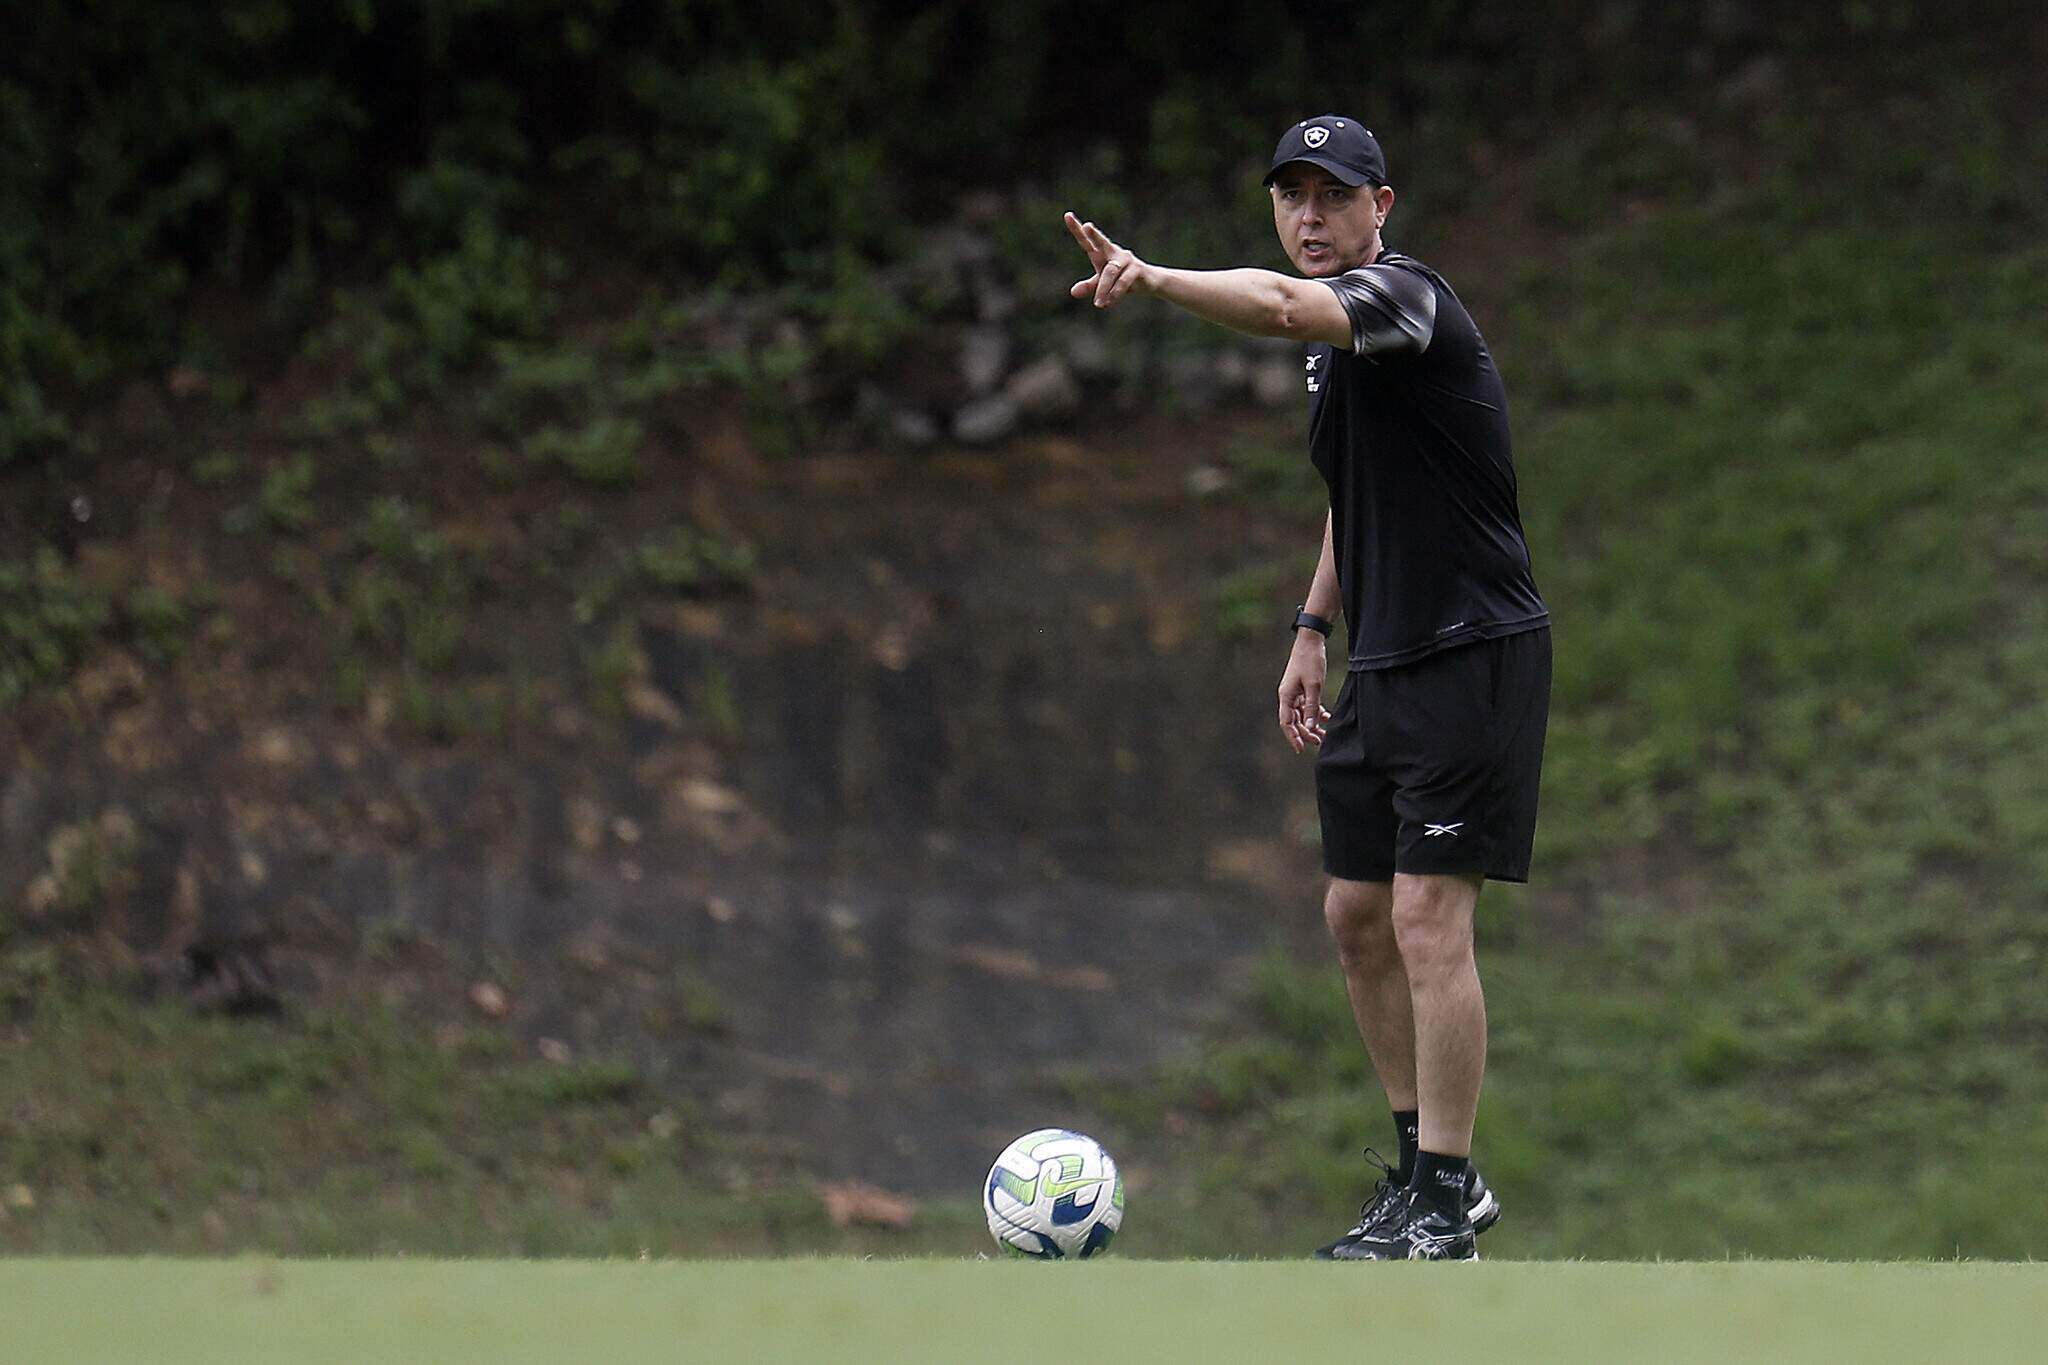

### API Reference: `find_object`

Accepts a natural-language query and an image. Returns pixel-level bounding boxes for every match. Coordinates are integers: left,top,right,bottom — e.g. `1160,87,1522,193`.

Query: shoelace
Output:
1353,1148,1405,1232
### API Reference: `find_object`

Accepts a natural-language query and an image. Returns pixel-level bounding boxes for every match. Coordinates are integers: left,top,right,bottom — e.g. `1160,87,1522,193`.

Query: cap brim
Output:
1262,155,1373,188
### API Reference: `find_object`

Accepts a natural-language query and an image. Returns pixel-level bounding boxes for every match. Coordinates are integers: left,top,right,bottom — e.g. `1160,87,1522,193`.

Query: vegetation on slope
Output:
4,4,2046,1258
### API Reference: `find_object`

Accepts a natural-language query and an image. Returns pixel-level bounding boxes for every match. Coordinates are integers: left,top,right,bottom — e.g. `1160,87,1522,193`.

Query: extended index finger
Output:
1063,211,1104,263
1080,220,1118,257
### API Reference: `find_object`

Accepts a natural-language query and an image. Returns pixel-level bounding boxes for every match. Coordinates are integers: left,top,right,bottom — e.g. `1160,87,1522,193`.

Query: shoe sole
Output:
1328,1245,1479,1261
1311,1187,1501,1259
1408,1237,1481,1262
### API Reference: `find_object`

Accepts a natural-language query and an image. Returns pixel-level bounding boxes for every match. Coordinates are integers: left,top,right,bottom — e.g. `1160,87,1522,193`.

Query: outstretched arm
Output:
1064,212,1353,350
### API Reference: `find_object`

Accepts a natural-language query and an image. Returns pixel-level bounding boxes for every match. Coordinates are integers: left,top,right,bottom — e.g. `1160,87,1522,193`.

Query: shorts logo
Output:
1304,127,1330,148
1423,823,1464,838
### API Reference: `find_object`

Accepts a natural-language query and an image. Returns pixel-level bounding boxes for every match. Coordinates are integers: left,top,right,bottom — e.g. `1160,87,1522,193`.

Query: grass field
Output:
6,77,2048,1267
1,1259,2042,1363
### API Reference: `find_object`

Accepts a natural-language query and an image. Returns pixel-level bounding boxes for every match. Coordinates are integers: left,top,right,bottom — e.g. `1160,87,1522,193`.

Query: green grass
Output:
0,986,998,1258
0,990,668,1255
0,1261,2043,1364
1519,216,2048,867
1106,943,2048,1261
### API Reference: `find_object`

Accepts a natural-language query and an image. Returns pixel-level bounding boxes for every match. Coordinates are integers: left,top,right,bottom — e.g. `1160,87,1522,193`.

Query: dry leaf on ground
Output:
820,1181,917,1229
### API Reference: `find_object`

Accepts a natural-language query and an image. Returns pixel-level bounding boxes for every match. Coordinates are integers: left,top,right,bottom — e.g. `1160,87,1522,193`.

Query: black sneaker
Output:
1310,1149,1405,1260
1329,1188,1479,1261
1311,1153,1501,1259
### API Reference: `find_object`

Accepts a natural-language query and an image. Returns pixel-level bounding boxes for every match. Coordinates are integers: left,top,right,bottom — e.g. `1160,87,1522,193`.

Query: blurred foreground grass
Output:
2,1260,2044,1365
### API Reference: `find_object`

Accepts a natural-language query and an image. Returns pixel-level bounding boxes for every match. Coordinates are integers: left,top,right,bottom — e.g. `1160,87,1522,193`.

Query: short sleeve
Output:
1318,264,1438,359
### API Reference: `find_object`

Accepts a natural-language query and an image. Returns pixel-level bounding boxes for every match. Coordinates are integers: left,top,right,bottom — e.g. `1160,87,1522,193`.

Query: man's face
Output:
1269,165,1393,276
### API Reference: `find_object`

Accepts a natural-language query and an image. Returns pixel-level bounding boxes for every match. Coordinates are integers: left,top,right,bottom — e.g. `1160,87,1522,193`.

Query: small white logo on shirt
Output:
1304,126,1330,148
1423,823,1464,838
1305,353,1322,394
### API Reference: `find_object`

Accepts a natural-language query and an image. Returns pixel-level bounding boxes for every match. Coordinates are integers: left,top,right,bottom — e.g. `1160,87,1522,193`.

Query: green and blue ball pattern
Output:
983,1129,1125,1258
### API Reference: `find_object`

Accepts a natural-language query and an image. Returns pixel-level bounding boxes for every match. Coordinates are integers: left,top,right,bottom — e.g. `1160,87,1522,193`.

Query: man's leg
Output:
1321,877,1415,1110
1320,870,1499,1259
1389,871,1485,1157
1310,876,1419,1258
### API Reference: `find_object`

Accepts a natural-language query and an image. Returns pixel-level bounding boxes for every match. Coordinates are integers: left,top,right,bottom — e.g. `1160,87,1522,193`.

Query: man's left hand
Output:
1064,212,1151,309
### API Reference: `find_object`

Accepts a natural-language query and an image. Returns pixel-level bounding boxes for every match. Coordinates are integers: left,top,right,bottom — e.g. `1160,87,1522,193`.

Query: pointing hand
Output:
1064,212,1150,309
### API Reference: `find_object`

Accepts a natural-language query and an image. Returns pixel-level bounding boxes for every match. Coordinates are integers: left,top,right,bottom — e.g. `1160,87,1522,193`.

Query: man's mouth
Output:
1300,239,1331,260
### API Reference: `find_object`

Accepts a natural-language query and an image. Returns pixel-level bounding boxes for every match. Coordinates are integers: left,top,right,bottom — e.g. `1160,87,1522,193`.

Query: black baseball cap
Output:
1263,116,1387,188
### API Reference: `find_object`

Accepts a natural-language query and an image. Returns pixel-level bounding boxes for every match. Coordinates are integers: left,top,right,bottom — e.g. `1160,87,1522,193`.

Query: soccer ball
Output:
982,1128,1124,1258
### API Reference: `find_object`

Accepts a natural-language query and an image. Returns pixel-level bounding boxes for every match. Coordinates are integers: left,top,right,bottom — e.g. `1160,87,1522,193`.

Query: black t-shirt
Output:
1307,252,1548,671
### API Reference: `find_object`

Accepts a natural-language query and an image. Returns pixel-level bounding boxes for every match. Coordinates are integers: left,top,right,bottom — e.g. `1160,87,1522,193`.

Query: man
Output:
1065,116,1550,1261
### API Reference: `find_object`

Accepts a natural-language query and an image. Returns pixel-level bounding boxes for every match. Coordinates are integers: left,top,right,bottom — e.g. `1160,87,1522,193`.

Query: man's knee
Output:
1323,877,1397,969
1389,873,1480,973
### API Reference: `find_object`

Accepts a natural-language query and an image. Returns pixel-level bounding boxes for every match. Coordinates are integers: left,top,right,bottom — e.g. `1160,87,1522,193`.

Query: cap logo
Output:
1303,127,1329,148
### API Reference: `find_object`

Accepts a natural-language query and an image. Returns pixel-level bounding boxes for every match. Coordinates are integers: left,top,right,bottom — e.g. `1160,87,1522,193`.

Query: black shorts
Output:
1315,627,1551,884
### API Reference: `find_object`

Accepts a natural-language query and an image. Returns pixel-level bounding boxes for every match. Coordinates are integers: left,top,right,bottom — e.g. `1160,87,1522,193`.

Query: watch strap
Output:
1292,607,1333,638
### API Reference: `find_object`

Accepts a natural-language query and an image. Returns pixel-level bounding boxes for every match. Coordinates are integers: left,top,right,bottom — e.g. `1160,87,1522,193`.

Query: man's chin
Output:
1296,255,1347,278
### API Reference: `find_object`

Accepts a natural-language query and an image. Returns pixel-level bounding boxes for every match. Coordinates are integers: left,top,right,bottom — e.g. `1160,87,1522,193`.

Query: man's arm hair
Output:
1146,263,1436,359
1144,268,1353,349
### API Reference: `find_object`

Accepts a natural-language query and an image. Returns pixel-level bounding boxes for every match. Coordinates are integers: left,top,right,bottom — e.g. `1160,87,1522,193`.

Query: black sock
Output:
1392,1110,1420,1183
1409,1149,1471,1219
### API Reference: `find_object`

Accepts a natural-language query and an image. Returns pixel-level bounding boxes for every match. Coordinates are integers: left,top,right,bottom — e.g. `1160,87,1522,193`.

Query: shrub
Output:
633,527,755,595
223,453,317,534
525,417,642,487
0,550,111,705
297,223,559,429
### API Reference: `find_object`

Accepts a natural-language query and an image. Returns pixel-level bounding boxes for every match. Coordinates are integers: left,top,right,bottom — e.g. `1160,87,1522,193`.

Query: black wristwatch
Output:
1292,606,1333,638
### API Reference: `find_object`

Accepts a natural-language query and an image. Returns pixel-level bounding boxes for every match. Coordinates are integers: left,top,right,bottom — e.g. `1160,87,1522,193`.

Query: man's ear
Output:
1375,184,1396,227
